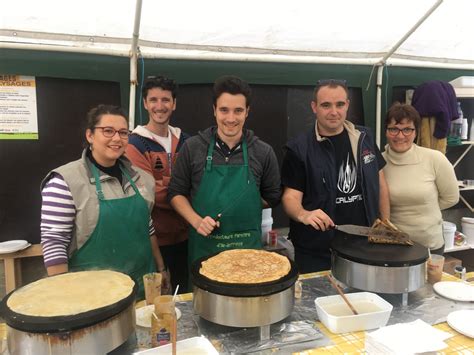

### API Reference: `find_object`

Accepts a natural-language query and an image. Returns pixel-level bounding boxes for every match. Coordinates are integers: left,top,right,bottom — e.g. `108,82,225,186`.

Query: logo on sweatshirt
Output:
337,153,357,194
362,149,375,165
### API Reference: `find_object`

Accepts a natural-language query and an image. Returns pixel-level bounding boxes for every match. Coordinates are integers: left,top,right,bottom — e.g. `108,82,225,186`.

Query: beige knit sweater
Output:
382,144,459,249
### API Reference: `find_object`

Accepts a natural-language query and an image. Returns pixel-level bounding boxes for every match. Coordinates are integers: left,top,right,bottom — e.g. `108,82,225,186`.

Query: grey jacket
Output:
42,150,155,254
168,127,281,207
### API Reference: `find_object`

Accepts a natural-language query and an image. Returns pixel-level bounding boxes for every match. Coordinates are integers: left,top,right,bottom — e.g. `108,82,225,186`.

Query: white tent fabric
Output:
1,0,473,69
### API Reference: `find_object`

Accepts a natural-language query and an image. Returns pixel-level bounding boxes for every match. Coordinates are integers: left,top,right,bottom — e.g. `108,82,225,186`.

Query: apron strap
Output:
90,162,140,199
242,140,250,184
90,164,105,200
206,134,251,182
120,165,141,195
205,136,215,172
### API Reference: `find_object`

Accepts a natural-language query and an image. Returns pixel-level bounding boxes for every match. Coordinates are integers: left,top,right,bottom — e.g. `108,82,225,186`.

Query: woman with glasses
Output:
40,104,169,298
382,103,459,254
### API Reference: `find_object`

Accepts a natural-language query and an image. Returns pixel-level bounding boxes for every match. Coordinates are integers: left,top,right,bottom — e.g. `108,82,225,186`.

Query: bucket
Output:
461,217,474,245
442,221,456,249
261,208,273,245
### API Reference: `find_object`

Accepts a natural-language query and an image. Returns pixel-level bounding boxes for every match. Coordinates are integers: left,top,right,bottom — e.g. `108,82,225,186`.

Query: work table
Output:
1,271,473,354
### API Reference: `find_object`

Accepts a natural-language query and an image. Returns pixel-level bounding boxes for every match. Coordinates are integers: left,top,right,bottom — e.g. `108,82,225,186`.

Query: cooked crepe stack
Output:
369,218,414,245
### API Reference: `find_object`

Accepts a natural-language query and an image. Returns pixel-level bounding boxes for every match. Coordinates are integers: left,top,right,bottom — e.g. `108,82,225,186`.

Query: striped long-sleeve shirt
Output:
40,173,156,268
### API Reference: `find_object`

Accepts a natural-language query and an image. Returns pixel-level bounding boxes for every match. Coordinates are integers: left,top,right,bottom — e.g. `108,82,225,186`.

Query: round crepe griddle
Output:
0,278,137,333
191,252,299,297
331,231,428,267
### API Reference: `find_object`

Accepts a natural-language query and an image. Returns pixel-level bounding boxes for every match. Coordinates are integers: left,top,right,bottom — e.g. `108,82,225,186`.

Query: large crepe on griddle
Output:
199,249,291,284
7,270,134,317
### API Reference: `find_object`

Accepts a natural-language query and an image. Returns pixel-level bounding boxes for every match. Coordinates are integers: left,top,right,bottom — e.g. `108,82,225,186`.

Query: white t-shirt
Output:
148,128,172,153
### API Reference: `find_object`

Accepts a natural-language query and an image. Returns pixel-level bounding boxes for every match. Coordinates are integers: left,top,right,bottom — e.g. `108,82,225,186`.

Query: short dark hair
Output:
385,102,421,133
313,79,349,101
85,104,128,131
142,76,178,100
212,75,251,107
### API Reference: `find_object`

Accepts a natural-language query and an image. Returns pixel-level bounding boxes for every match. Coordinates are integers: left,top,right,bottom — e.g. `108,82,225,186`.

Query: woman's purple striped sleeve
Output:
40,173,76,268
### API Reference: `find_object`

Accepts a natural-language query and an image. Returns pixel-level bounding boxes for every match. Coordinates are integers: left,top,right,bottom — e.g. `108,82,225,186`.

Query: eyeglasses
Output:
146,76,176,86
94,126,130,139
386,127,416,136
316,79,347,87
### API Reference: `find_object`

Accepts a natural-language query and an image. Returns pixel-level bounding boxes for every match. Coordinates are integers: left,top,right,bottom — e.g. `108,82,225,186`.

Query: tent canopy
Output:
1,0,473,69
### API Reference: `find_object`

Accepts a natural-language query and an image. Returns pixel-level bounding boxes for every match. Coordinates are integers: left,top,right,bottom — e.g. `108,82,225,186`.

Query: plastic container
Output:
470,118,474,141
461,118,468,140
261,208,273,245
442,221,456,249
151,295,176,348
450,119,463,138
461,217,474,245
314,292,393,334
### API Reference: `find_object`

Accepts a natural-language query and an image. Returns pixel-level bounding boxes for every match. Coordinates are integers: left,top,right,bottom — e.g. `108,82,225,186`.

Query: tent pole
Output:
129,0,143,130
375,65,384,147
375,0,443,147
380,0,443,65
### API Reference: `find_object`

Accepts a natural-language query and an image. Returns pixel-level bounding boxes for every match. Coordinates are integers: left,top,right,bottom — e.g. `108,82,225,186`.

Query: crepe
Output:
368,218,414,245
199,249,291,284
7,270,134,317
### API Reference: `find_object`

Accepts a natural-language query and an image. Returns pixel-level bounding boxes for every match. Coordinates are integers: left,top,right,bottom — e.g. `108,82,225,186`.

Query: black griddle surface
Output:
331,231,428,267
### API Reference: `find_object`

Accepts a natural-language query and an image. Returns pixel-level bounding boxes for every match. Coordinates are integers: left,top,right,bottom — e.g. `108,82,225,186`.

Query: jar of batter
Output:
151,295,176,348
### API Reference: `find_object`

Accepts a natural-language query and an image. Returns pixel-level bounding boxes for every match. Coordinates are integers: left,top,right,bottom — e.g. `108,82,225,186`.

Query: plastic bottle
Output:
461,118,468,140
470,118,474,141
455,102,468,140
451,102,464,138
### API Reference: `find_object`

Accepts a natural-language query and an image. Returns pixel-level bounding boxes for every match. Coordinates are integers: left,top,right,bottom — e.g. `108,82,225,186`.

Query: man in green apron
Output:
169,75,281,266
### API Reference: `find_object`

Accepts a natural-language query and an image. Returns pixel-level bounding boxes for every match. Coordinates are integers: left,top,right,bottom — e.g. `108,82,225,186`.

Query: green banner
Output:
0,133,39,140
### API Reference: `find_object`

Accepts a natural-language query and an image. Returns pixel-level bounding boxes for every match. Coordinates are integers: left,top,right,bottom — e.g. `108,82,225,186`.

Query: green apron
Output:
189,136,262,265
69,164,155,299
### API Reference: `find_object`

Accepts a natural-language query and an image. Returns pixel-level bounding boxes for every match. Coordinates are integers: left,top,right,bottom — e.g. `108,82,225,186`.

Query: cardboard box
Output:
443,256,462,275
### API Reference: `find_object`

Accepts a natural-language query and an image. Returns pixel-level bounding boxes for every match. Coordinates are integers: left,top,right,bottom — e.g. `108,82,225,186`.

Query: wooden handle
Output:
171,312,177,355
326,275,358,315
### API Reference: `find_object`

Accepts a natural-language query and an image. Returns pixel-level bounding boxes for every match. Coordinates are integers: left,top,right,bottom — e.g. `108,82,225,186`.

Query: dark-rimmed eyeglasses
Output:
386,127,416,136
146,75,176,85
316,79,347,87
94,126,130,139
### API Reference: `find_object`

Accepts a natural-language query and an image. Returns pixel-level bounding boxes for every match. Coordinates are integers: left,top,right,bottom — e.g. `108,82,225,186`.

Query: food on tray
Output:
7,270,134,317
199,249,291,284
368,218,414,245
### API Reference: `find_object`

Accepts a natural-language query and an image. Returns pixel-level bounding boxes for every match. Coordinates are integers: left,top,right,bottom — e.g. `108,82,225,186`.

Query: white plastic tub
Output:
462,217,474,245
315,292,393,334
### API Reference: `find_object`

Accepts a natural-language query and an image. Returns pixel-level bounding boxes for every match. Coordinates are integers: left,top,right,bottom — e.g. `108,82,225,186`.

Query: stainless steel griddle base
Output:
193,285,295,328
332,254,426,294
7,303,134,355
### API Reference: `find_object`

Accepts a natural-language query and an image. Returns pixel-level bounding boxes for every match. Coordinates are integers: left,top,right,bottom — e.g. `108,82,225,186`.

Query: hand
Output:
298,209,334,231
194,216,220,237
160,269,172,295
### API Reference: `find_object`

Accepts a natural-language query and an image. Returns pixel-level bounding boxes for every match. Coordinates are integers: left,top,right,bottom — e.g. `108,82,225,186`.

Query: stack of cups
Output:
442,221,456,250
261,208,273,245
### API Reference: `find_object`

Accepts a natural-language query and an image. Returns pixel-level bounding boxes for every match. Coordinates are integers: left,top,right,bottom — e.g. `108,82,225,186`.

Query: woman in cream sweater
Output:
382,103,459,254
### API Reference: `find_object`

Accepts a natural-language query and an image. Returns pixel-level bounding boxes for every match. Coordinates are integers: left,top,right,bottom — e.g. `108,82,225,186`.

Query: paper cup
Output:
427,254,445,284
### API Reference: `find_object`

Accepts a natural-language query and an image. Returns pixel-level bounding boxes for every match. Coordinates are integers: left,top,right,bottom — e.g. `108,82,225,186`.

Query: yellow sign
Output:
0,75,38,139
